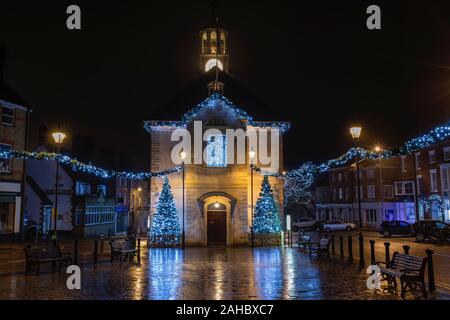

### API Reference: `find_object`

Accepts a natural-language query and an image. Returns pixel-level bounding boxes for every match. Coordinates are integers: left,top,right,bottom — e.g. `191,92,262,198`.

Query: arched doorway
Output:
207,202,227,245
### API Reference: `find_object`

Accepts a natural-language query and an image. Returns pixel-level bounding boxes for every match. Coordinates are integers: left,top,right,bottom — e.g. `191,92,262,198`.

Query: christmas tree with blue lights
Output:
150,177,181,246
253,176,281,235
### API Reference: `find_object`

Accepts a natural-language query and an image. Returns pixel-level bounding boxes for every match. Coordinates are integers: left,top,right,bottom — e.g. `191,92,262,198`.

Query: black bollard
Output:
425,249,435,291
348,236,353,263
403,245,410,255
358,232,365,266
384,242,391,264
94,240,98,264
339,236,344,258
369,240,376,265
74,240,79,265
137,239,141,265
331,235,336,256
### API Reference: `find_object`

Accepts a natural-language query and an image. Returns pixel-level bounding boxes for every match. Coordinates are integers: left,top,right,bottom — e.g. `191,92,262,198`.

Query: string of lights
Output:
0,121,448,181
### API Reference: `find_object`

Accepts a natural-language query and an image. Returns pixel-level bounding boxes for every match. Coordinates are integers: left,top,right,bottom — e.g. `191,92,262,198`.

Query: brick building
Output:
314,135,450,229
0,81,31,240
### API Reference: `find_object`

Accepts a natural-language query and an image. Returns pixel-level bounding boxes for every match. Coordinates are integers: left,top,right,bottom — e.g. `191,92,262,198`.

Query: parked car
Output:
292,217,318,232
378,220,412,237
412,220,449,242
321,220,357,232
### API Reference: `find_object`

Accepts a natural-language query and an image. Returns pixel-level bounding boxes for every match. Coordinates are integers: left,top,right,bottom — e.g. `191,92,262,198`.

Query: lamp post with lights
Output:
249,148,256,247
374,146,384,222
51,131,66,245
350,127,363,229
180,150,186,249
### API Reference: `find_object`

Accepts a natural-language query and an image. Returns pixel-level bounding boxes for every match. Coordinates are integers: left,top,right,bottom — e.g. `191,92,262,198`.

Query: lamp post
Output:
350,127,363,229
375,146,384,221
249,149,256,248
180,150,186,249
51,131,66,245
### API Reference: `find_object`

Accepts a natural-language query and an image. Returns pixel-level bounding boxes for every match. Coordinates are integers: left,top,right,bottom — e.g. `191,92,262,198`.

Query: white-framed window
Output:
416,175,424,195
441,167,449,191
430,169,438,192
206,134,227,167
1,106,14,126
76,181,91,196
394,181,415,195
429,150,436,164
415,152,421,170
401,156,407,173
444,147,450,161
84,205,115,226
383,185,394,198
367,185,376,199
367,169,375,178
338,188,343,200
338,173,342,182
0,143,12,173
365,209,377,224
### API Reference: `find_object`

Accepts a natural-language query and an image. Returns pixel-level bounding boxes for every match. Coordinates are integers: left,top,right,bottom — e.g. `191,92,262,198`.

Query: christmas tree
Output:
253,176,282,234
150,177,181,246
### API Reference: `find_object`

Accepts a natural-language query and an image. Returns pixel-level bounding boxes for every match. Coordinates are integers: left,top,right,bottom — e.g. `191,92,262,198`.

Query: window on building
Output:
1,106,14,126
76,182,91,196
333,189,337,201
338,188,343,200
383,185,394,198
442,167,449,191
415,152,421,170
345,188,349,201
430,169,438,192
365,209,377,224
394,181,415,195
367,185,376,199
429,150,436,164
338,173,342,182
416,175,424,195
0,144,12,173
355,186,364,200
367,169,375,178
401,156,407,173
444,147,450,161
206,134,227,167
84,205,115,226
75,206,83,226
97,185,107,196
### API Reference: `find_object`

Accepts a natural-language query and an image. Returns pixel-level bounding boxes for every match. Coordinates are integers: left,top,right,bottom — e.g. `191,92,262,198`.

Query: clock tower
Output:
199,18,229,74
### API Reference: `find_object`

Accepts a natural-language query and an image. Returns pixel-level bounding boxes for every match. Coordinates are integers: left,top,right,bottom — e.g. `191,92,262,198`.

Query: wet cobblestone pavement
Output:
0,247,449,300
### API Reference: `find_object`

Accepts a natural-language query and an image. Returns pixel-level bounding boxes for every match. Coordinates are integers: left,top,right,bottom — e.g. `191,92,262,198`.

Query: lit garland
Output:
144,92,290,133
0,150,181,180
419,194,446,219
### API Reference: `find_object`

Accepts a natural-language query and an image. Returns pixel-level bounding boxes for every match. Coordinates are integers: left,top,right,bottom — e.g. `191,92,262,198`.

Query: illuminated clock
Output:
205,59,224,72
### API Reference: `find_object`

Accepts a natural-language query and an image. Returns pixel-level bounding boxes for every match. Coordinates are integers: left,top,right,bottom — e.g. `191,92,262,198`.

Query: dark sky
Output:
1,0,450,170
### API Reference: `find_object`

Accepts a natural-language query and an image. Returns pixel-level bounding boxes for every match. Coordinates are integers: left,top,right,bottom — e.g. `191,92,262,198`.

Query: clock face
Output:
205,59,224,72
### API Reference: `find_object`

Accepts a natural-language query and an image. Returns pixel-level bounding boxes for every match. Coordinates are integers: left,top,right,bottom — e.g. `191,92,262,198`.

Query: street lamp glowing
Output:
350,127,362,140
180,150,187,161
374,146,382,152
52,132,66,145
214,201,220,209
249,149,256,161
138,187,142,192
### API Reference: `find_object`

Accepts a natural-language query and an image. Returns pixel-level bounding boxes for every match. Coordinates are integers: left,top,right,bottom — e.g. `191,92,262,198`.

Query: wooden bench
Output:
298,235,312,249
309,238,330,258
24,246,72,273
110,239,138,265
376,252,428,299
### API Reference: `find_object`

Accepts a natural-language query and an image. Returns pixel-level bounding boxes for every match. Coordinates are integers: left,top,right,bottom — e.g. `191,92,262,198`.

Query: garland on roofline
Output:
0,121,448,181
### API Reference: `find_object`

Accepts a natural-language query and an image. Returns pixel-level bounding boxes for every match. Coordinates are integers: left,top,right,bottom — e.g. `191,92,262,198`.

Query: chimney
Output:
0,45,5,83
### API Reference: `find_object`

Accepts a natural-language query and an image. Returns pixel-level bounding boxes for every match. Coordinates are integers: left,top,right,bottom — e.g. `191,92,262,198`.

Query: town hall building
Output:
145,19,289,246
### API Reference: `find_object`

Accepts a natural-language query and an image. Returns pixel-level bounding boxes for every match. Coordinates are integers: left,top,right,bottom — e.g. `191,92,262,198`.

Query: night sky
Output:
1,1,449,170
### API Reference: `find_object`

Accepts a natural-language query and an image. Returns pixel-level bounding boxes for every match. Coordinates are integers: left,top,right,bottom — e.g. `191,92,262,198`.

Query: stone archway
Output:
197,192,237,217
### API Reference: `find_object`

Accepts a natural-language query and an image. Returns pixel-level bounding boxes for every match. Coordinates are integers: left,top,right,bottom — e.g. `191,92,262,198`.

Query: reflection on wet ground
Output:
0,247,447,300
